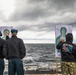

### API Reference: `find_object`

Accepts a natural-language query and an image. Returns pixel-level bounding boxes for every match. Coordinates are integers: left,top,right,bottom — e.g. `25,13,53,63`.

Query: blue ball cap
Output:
11,29,18,34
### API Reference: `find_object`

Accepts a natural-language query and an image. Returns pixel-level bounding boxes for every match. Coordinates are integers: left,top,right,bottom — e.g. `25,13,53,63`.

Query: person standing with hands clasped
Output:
56,33,76,75
3,29,26,75
0,31,5,75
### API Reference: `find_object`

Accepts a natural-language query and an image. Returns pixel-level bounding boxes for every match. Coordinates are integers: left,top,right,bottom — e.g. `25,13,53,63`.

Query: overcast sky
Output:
0,0,76,43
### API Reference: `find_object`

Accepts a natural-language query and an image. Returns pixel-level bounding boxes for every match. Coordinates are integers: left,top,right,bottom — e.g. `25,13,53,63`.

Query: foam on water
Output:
4,44,61,71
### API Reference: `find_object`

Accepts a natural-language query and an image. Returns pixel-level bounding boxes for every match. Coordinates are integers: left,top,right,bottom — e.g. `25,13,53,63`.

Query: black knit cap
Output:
65,33,73,42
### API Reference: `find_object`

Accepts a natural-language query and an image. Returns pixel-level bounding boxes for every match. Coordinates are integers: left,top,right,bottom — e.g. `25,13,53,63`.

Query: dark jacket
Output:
56,33,76,62
3,36,26,59
0,37,5,59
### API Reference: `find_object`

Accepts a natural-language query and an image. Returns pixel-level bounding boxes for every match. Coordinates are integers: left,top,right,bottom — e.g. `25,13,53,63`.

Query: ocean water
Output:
4,44,61,72
23,44,56,66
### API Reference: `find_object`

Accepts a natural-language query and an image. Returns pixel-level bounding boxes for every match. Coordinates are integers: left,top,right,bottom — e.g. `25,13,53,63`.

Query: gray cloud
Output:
16,24,38,31
16,22,76,33
15,25,30,31
0,0,76,41
15,24,53,32
32,23,75,32
69,22,76,28
10,0,76,34
15,23,61,32
48,0,76,10
29,0,76,11
28,0,45,3
10,0,51,21
30,0,76,16
10,0,76,23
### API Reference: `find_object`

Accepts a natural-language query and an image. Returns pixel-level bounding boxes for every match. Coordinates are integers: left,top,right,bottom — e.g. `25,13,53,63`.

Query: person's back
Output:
0,31,5,75
3,29,26,75
56,33,76,75
5,35,26,59
57,34,75,62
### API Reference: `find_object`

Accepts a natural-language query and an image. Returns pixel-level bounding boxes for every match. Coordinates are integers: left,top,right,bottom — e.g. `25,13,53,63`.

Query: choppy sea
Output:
5,44,61,72
23,44,57,67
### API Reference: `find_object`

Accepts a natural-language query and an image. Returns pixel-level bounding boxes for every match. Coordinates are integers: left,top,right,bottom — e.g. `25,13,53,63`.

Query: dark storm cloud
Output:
27,0,76,12
10,0,76,33
28,0,76,10
9,0,55,21
10,0,76,22
10,1,51,21
19,7,50,20
48,0,76,10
